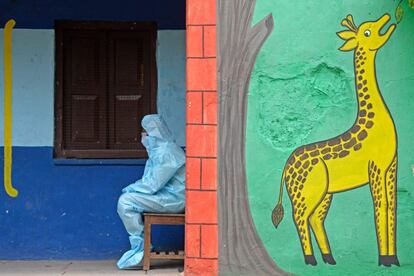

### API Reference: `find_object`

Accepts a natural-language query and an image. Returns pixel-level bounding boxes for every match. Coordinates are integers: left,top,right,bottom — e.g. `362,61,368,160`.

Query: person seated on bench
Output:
117,114,185,269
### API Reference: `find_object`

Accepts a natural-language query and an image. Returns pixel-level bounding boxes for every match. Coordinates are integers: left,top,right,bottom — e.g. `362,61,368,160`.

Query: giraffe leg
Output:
309,194,336,265
385,156,399,266
287,159,328,266
368,161,389,266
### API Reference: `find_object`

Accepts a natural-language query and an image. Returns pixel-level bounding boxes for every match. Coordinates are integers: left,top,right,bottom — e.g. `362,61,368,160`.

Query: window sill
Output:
53,158,147,166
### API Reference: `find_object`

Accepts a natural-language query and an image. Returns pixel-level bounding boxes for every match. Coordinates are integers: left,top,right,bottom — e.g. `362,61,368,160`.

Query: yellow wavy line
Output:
4,19,18,197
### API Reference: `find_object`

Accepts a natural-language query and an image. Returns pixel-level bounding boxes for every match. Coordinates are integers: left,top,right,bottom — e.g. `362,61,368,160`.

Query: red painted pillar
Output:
185,0,218,275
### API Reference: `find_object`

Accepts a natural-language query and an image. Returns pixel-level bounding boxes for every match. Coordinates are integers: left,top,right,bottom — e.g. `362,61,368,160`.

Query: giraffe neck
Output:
353,46,390,125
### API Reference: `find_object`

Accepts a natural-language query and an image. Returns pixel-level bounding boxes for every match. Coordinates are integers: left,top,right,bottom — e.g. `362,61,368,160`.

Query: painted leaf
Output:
396,4,404,23
409,0,414,10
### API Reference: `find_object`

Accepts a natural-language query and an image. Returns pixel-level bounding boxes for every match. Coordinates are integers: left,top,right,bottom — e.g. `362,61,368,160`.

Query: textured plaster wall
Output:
246,0,414,275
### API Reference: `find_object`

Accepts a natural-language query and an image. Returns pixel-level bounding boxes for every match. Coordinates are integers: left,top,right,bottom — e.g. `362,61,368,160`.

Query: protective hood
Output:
141,114,174,143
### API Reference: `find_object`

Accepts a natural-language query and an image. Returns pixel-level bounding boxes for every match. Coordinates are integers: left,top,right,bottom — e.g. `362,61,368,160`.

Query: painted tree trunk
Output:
217,0,286,275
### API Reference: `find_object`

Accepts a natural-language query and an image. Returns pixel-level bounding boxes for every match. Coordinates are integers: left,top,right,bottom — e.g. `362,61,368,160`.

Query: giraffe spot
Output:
356,65,360,69
292,172,297,179
341,132,351,141
301,177,306,183
303,171,308,177
354,143,362,151
360,69,365,74
310,150,320,157
297,175,303,181
298,168,304,174
339,150,350,158
351,125,361,133
360,100,366,107
288,156,295,165
359,110,367,117
295,161,302,168
362,51,366,55
332,153,338,159
297,192,301,198
321,148,331,154
301,197,305,202
317,141,327,148
368,112,375,118
373,164,377,171
323,154,332,160
361,62,365,65
359,55,363,60
378,168,381,174
303,160,310,169
363,87,368,92
328,137,341,146
359,118,366,124
344,137,357,149
364,94,370,100
358,75,362,80
289,167,294,174
300,153,309,161
309,167,313,172
358,92,364,97
366,121,374,128
286,175,291,182
357,51,361,56
305,144,317,151
333,145,343,152
358,130,368,141
357,83,363,90
367,103,372,109
363,80,367,85
299,184,304,190
296,147,305,155
311,158,318,165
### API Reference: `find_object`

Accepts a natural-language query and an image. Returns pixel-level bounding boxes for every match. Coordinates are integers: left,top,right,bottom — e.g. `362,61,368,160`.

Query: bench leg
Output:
143,220,151,271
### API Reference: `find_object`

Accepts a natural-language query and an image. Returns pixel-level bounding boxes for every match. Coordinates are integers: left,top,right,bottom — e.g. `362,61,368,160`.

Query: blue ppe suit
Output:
117,115,185,269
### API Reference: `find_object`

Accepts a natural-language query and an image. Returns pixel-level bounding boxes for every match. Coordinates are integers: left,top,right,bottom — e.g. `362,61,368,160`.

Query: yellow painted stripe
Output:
3,19,18,198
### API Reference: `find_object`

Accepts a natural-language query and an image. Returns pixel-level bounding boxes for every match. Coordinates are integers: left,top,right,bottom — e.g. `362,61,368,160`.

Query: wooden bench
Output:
143,213,185,272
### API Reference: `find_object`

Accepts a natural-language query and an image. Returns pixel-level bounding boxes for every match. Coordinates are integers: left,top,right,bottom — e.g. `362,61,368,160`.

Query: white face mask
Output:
141,133,149,148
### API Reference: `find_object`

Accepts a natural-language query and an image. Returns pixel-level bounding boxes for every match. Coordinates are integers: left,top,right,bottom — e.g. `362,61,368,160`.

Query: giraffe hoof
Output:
322,254,337,265
378,255,400,267
304,255,317,266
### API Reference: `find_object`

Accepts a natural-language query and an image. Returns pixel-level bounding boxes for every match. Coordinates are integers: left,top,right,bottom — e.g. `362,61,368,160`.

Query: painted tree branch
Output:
218,0,287,275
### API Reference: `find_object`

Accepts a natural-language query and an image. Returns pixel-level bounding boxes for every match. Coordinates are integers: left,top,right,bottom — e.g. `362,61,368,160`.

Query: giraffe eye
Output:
364,30,371,37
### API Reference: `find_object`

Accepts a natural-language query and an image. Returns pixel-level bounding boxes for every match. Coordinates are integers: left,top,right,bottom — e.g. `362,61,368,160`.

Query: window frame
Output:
54,21,157,159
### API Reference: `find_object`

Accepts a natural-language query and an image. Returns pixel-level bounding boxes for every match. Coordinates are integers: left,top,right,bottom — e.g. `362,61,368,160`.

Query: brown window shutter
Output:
62,30,107,150
55,21,157,159
107,31,152,151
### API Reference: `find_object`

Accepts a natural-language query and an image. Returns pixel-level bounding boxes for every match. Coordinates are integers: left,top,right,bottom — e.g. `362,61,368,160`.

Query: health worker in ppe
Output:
117,114,185,269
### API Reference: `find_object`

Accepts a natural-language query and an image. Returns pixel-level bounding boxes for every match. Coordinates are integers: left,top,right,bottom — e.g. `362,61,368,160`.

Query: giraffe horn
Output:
346,14,358,31
341,19,355,32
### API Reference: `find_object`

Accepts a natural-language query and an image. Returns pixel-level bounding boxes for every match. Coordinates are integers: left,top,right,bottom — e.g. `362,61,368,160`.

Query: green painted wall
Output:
246,0,414,275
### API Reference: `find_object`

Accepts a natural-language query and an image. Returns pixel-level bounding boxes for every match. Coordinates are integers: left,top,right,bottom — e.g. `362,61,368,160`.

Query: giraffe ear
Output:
337,30,356,40
338,38,358,51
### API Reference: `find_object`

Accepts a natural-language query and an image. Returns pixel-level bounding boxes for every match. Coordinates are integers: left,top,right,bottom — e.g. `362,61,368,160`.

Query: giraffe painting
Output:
271,14,399,267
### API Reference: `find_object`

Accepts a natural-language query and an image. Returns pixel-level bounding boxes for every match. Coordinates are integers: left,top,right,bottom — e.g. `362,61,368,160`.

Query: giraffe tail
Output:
271,169,285,229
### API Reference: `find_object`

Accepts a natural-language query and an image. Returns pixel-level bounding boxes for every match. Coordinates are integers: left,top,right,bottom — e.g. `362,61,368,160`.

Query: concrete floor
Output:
0,260,183,275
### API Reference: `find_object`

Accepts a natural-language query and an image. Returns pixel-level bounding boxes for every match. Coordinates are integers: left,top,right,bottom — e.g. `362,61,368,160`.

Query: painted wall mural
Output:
240,0,414,275
271,13,399,267
3,19,18,198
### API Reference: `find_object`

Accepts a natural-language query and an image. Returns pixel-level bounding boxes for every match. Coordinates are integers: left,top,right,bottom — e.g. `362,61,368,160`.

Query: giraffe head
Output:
337,14,396,52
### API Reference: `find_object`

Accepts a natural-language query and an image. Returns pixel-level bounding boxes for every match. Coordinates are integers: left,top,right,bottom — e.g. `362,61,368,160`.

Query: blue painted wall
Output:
0,0,185,29
0,147,183,259
0,0,186,260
